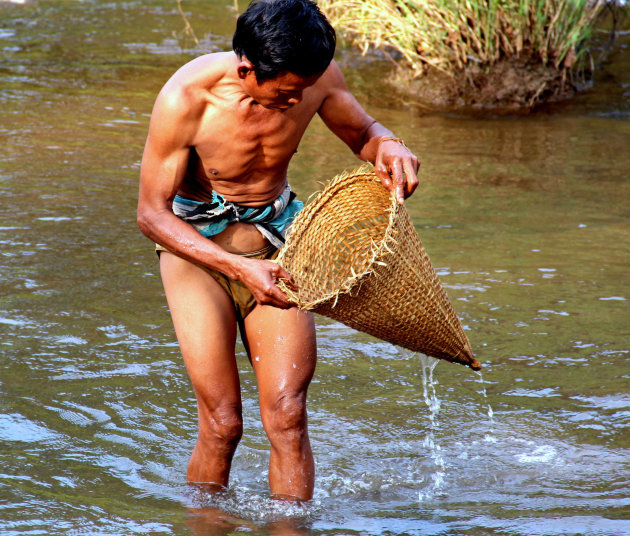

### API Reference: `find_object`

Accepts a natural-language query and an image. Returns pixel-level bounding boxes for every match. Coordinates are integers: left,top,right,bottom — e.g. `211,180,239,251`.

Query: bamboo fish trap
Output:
277,167,481,370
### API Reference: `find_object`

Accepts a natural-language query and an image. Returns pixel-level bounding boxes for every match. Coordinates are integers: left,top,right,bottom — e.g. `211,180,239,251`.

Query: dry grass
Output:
319,0,614,82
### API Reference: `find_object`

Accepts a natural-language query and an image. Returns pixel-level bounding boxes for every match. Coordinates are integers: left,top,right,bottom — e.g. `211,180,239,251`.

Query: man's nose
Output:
287,92,303,105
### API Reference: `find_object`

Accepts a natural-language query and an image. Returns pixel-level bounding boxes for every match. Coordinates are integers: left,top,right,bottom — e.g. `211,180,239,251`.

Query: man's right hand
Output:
237,257,297,309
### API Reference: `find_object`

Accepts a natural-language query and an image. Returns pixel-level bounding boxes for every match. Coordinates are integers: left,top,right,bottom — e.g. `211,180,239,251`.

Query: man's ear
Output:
237,57,255,80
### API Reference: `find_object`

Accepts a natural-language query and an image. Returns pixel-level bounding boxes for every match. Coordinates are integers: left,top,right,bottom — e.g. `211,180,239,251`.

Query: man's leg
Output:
160,251,242,487
242,305,317,501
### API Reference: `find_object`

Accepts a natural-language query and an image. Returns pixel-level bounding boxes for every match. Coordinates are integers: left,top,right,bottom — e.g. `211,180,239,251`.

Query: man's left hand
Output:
374,139,420,204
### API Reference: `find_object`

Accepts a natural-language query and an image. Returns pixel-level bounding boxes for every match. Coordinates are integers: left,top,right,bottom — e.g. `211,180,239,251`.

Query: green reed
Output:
319,0,611,78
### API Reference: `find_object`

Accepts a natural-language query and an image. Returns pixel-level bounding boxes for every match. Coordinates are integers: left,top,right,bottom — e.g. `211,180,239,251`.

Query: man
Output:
137,0,419,501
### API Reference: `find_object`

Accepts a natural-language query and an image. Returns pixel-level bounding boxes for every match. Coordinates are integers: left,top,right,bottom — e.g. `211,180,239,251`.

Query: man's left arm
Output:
317,62,420,204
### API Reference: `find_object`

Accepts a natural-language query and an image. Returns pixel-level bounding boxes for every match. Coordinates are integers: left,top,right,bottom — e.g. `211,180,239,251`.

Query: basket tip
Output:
468,358,482,371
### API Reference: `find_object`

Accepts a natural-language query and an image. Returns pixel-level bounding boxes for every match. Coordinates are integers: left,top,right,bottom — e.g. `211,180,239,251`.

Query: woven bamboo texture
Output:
277,167,481,370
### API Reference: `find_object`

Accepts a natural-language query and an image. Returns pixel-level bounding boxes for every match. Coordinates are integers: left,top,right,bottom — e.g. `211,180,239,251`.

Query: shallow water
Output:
1,1,629,535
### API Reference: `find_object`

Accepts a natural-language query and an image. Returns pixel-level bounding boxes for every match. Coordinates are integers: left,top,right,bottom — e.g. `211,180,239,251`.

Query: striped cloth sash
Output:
172,184,303,250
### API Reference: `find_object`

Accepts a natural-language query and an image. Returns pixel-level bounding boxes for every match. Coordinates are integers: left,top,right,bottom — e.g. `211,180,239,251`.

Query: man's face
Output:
243,70,322,110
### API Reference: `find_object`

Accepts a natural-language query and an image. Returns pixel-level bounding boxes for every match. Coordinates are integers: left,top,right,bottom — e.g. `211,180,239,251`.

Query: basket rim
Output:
277,165,400,310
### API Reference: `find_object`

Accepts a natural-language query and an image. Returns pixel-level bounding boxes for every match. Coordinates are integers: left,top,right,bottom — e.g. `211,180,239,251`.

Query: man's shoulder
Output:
156,52,235,116
310,60,347,99
165,52,234,93
317,61,345,86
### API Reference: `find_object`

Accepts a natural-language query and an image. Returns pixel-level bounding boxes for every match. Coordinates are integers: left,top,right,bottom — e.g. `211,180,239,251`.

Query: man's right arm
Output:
137,86,236,272
137,87,294,308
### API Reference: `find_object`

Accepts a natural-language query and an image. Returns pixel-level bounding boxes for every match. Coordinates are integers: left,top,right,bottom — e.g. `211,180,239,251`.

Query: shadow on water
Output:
1,1,629,535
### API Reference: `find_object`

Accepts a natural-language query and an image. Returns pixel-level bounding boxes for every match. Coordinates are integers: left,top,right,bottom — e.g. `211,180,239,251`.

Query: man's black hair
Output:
233,0,336,81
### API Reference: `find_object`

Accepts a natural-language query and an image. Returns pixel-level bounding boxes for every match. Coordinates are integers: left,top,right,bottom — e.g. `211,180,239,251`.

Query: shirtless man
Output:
137,0,419,501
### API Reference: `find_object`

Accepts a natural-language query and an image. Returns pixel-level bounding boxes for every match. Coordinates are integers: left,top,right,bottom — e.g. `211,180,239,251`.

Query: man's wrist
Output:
376,136,406,148
225,253,248,282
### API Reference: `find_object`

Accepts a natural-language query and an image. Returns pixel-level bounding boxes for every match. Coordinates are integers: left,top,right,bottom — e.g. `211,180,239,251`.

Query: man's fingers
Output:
254,280,293,308
241,259,298,309
274,264,293,283
277,276,298,292
268,285,296,308
375,140,421,201
402,157,419,197
390,159,405,204
263,289,293,309
260,263,298,308
375,162,392,190
271,263,298,291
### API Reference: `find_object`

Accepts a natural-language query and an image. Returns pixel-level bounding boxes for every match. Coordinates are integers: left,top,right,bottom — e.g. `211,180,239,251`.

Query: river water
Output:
1,1,629,535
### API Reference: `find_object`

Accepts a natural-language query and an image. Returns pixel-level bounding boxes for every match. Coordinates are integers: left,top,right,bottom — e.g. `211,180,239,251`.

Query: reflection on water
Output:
1,1,629,535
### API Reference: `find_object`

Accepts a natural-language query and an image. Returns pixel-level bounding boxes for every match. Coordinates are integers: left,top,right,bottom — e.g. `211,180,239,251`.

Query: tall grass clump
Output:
319,0,619,106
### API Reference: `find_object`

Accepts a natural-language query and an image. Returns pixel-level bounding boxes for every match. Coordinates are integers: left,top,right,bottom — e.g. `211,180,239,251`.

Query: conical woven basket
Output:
277,167,481,370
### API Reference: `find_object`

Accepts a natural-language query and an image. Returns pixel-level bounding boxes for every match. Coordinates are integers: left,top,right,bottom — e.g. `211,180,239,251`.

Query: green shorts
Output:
156,244,279,320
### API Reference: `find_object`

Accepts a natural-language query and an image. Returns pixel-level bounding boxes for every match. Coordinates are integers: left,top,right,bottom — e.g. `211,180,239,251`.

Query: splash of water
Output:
418,354,446,502
185,485,315,525
475,369,496,443
420,354,441,421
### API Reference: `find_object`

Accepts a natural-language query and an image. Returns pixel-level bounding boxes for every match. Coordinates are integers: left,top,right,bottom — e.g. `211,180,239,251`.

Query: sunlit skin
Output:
137,51,420,501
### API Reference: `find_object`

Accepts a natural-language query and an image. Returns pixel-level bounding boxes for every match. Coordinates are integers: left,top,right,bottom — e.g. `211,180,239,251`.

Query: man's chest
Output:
192,101,315,155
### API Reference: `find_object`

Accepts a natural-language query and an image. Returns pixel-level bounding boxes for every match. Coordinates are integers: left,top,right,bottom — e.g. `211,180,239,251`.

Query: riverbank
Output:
323,0,628,113
389,59,577,112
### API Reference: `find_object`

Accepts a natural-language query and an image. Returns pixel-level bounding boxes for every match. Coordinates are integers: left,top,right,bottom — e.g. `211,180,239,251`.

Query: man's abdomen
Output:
211,222,270,254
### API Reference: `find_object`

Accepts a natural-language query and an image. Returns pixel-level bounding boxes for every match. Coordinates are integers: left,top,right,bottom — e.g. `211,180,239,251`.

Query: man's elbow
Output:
137,206,157,239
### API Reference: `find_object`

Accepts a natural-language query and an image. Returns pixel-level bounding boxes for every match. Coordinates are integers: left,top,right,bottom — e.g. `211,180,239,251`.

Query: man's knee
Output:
199,408,243,448
263,393,308,445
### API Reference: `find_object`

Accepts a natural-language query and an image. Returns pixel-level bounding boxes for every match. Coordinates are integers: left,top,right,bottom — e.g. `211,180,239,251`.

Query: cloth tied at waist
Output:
172,184,303,250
